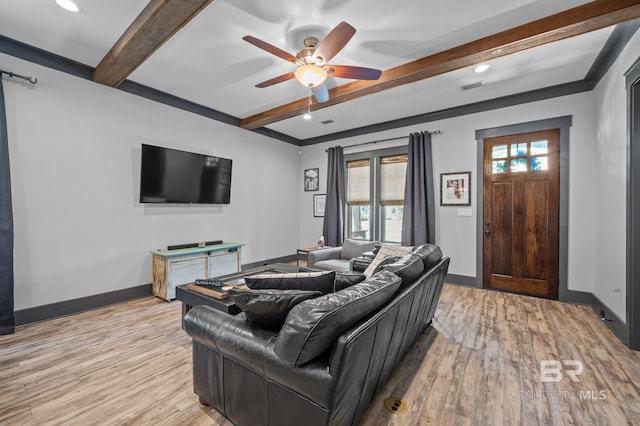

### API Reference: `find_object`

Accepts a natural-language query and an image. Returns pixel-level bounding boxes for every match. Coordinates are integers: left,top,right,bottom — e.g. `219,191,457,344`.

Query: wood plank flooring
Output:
1,284,639,425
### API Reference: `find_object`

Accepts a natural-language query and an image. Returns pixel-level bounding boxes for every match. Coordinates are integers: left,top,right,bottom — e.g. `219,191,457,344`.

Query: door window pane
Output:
530,140,548,155
380,155,407,205
511,143,527,157
381,205,403,243
531,156,548,171
492,145,508,159
492,160,507,173
348,205,369,240
347,159,370,205
345,148,407,243
511,158,527,172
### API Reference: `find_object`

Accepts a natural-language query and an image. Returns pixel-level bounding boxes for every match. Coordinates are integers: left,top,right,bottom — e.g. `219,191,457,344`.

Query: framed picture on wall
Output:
304,168,319,191
440,171,471,206
314,194,326,217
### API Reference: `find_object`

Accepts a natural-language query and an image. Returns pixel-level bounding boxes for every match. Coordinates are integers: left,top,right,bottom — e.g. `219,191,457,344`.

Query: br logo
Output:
540,360,583,382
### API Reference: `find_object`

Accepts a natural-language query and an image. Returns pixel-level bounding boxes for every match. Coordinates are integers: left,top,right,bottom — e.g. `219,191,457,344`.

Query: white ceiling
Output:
0,0,624,141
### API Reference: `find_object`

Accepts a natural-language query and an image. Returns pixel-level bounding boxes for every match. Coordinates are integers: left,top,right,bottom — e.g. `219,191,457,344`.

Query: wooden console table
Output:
151,242,244,301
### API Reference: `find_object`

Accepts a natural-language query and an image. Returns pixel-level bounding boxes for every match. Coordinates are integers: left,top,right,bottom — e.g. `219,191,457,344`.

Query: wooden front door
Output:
482,129,560,298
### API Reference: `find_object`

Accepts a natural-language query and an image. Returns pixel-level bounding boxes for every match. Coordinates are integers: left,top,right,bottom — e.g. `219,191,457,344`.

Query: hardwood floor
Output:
1,284,639,425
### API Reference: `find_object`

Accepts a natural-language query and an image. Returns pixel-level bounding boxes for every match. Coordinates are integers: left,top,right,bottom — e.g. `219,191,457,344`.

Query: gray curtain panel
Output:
322,146,345,247
401,132,435,246
0,80,15,334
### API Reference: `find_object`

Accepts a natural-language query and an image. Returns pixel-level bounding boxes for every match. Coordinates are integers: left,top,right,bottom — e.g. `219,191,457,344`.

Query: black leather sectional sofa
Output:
183,244,449,426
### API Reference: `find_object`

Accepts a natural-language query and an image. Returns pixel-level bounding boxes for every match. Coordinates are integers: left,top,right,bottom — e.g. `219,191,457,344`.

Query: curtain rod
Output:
0,69,38,84
325,130,441,152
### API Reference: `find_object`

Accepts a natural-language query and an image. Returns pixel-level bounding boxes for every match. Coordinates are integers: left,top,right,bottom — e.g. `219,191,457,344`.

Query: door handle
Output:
485,229,491,235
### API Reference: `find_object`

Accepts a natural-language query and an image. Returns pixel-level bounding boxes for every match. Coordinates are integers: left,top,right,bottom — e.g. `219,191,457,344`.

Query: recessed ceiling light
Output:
474,64,491,73
303,113,312,120
55,0,81,12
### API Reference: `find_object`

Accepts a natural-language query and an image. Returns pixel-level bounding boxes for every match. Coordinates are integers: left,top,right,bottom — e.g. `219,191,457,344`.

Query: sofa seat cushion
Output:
381,253,425,288
244,270,336,294
312,259,351,273
412,244,443,270
274,270,402,367
363,244,413,277
228,289,323,329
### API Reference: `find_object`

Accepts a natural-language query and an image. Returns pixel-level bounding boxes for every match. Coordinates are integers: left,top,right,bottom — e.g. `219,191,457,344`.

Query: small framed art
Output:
440,171,471,206
313,194,326,217
304,168,319,191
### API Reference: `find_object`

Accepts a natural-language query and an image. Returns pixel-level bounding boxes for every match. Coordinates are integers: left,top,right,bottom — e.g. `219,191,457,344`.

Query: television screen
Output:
139,144,232,204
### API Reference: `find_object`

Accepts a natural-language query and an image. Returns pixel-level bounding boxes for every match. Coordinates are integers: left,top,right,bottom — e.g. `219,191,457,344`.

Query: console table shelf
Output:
151,242,244,301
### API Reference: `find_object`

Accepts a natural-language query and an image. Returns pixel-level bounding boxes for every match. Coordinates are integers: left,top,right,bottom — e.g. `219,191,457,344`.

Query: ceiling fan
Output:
243,22,382,103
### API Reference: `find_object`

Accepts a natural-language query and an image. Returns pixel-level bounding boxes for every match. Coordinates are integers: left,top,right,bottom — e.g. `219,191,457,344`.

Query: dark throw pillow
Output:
228,288,322,329
244,271,336,294
274,270,402,367
334,272,367,291
380,253,425,288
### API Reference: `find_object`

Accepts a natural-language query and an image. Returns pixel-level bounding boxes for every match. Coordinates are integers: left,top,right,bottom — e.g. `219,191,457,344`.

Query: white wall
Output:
3,53,300,310
299,143,327,246
591,31,640,320
6,32,636,317
300,91,599,294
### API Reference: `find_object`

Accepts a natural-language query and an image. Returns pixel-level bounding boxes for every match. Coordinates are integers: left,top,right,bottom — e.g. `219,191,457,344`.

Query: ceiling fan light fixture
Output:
295,64,327,88
55,0,81,12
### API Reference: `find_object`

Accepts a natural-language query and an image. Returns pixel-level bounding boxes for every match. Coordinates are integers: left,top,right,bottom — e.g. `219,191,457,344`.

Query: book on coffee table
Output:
187,278,247,300
186,283,232,299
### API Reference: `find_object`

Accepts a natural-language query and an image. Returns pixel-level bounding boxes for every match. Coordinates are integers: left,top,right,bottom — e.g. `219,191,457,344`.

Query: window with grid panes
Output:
345,146,408,243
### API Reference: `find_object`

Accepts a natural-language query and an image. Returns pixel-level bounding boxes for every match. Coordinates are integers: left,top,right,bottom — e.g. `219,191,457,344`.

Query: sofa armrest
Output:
307,247,342,268
184,305,337,409
183,305,278,373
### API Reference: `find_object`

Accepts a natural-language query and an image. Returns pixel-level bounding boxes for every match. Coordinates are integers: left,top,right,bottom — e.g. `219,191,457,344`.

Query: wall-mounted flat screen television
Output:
139,144,232,204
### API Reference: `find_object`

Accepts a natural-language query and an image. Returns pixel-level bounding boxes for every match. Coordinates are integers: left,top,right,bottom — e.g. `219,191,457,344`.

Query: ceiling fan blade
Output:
312,84,329,103
255,72,295,88
313,22,356,65
327,65,382,80
243,36,298,64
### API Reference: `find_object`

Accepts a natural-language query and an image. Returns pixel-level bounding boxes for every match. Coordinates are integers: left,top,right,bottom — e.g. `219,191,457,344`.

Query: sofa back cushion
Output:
380,253,425,288
228,288,322,329
274,271,402,367
412,244,443,270
340,239,377,260
244,271,336,294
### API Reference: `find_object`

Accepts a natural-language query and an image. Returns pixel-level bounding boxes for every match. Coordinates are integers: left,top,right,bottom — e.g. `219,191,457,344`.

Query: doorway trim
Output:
475,116,572,301
625,57,640,351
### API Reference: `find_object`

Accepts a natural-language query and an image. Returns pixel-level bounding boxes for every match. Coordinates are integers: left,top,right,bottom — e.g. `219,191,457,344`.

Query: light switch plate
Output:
457,208,473,217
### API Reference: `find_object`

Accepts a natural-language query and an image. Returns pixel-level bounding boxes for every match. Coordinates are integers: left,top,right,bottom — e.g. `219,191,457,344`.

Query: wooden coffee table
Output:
176,263,311,318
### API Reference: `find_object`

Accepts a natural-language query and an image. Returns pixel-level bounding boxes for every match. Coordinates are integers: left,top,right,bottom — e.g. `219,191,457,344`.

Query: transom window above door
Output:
491,140,549,174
